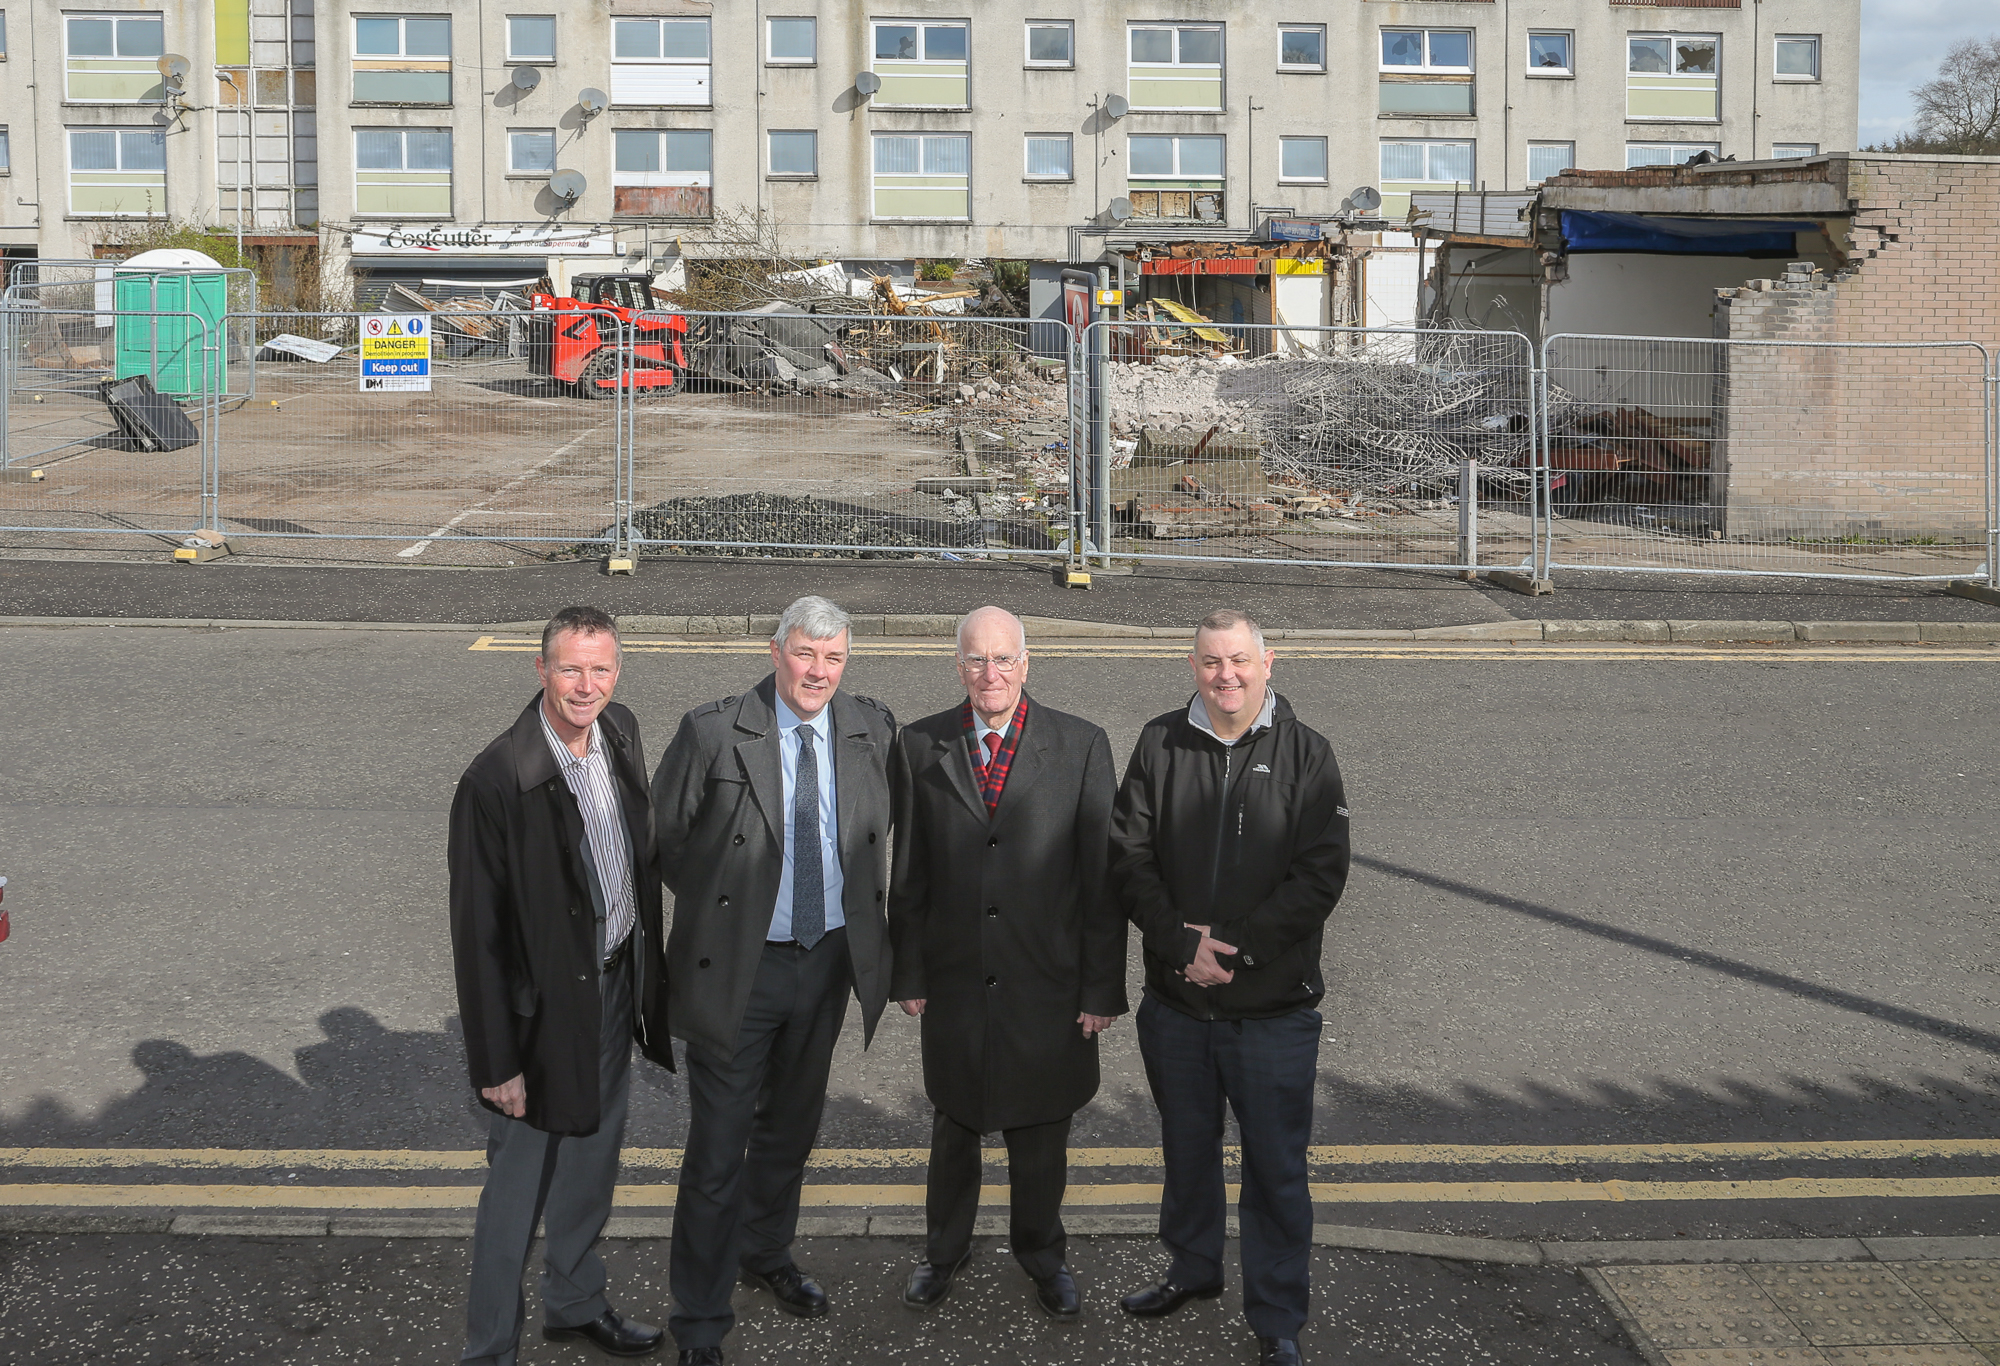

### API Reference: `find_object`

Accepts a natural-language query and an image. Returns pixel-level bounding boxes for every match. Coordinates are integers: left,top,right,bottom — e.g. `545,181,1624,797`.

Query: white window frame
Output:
67,125,167,215
870,132,972,222
611,17,712,107
1128,22,1224,112
1128,133,1226,181
0,10,10,60
1277,135,1327,183
1024,19,1073,69
354,13,451,61
872,19,969,65
1625,140,1720,169
0,127,10,173
613,129,712,184
1526,141,1574,183
1380,139,1474,185
1770,142,1819,160
1773,34,1819,83
1380,29,1473,74
64,11,166,104
1628,33,1718,78
506,128,555,176
352,126,452,219
1526,30,1572,77
766,16,816,67
505,14,555,63
1023,132,1073,181
767,128,818,178
1278,24,1326,74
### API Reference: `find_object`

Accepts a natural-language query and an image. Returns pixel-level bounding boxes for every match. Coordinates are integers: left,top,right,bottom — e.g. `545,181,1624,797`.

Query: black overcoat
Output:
448,696,672,1136
651,677,898,1061
888,695,1126,1133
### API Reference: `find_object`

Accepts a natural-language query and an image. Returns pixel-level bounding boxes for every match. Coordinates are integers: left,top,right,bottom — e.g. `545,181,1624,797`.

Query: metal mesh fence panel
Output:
4,272,260,399
621,310,1071,560
1078,320,1538,570
1539,335,1994,582
0,307,215,540
202,310,623,561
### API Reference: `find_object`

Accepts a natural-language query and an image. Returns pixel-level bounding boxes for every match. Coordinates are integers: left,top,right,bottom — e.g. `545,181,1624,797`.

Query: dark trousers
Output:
1137,993,1322,1342
462,952,633,1366
669,928,850,1350
925,1109,1071,1281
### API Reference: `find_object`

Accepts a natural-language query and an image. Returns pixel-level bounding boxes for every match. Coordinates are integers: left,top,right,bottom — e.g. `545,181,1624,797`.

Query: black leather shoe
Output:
676,1349,724,1366
1033,1264,1081,1319
742,1262,830,1318
1119,1277,1225,1317
542,1308,664,1356
902,1254,966,1310
1258,1337,1302,1365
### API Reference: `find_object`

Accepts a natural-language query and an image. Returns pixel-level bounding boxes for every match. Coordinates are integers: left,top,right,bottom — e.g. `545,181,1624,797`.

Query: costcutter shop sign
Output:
349,226,616,256
360,314,431,392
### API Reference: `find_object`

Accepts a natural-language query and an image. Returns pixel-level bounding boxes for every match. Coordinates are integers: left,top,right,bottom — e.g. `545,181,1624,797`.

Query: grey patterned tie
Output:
791,724,825,949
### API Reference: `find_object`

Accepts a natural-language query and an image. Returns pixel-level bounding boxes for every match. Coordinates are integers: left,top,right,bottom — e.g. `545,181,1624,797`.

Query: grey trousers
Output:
926,1109,1071,1281
461,953,633,1366
669,929,850,1350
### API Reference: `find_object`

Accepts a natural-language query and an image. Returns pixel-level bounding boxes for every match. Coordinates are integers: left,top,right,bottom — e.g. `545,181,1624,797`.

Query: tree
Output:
1877,35,2000,156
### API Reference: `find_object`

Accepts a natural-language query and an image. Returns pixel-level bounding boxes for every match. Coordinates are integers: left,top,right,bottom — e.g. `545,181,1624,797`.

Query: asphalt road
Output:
2,623,1997,1249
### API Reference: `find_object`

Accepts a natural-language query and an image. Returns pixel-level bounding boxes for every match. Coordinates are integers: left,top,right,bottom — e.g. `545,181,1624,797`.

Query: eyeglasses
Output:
957,653,1024,673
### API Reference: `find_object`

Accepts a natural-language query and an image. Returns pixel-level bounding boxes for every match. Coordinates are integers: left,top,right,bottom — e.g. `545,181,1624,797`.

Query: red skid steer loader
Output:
527,273,689,399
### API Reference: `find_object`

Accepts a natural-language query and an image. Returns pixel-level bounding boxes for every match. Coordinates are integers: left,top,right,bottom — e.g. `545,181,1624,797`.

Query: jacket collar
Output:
733,675,874,846
513,693,642,794
936,693,1041,822
1186,687,1278,747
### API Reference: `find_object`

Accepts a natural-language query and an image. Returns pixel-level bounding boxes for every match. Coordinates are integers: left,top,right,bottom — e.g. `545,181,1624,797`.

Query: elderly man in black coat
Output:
890,605,1126,1319
449,605,674,1366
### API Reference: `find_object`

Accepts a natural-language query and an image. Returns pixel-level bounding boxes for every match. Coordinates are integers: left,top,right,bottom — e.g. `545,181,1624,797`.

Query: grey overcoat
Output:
651,675,898,1060
888,695,1127,1133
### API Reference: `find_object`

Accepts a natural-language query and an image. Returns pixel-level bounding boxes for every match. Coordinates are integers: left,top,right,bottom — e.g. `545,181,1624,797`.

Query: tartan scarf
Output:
961,696,1028,815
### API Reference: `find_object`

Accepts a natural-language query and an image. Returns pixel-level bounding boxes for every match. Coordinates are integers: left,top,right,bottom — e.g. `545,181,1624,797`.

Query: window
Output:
1381,28,1473,116
1129,23,1224,111
507,15,555,63
872,133,970,220
64,12,165,102
1026,20,1073,68
354,127,451,217
871,20,969,107
612,17,711,106
1774,35,1819,81
1527,31,1571,76
1625,141,1719,168
1278,136,1326,182
1379,138,1471,216
1024,133,1072,180
1127,133,1225,222
1527,141,1574,182
0,11,9,59
767,17,815,65
353,15,451,104
68,126,166,214
0,128,10,173
1279,26,1325,72
613,128,712,216
768,129,817,176
1628,33,1720,121
508,129,555,174
1771,143,1819,160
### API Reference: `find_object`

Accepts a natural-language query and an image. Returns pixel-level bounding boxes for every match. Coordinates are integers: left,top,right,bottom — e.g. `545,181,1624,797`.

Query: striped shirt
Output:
539,705,636,955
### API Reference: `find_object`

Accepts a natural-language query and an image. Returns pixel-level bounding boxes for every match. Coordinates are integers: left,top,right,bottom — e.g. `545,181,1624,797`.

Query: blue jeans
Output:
1137,993,1322,1341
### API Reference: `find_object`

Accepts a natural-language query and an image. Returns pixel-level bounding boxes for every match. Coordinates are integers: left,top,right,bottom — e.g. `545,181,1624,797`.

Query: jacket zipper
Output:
1200,744,1237,1021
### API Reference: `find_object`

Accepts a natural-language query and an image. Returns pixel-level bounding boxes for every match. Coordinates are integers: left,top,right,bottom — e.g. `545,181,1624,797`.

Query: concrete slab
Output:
1316,1223,1544,1265
1411,620,1544,641
330,1217,477,1238
1668,620,1798,642
1919,622,2000,642
1746,1263,1960,1346
1546,1240,1873,1266
172,1214,331,1237
1543,619,1673,641
1869,1239,2000,1263
1892,1261,2000,1342
1594,1264,1807,1353
1792,622,1923,643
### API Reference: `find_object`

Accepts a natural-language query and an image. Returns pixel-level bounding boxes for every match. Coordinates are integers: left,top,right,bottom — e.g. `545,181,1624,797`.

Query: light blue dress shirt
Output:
769,694,845,942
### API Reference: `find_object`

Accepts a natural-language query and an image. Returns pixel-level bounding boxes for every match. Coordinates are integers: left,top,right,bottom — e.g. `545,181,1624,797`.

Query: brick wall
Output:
1714,156,1998,541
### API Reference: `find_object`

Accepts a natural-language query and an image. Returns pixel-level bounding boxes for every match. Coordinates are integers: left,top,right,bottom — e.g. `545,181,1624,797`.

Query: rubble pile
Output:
629,492,980,558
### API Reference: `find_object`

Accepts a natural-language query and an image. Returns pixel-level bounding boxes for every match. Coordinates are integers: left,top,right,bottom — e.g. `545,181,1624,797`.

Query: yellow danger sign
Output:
363,336,428,357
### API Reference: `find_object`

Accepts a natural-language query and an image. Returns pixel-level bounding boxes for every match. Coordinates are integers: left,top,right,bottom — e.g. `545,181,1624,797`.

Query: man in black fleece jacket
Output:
1108,608,1351,1366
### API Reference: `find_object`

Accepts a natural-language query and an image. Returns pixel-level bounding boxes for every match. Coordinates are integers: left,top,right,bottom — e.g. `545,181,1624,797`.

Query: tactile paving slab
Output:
1816,1348,1993,1364
1896,1263,2000,1343
1599,1265,1812,1352
1748,1265,1961,1347
1661,1349,1825,1365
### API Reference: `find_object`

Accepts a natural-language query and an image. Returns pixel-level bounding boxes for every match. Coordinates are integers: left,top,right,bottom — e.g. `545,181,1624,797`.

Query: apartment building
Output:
0,1,1857,306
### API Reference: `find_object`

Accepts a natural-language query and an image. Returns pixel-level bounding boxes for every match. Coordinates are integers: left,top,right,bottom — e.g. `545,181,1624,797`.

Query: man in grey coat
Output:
890,606,1125,1319
650,596,898,1366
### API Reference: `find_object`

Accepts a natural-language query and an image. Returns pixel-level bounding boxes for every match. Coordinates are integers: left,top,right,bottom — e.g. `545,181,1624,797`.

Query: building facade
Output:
0,0,1858,298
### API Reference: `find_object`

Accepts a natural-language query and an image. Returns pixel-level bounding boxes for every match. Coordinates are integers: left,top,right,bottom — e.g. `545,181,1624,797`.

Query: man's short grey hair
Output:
956,605,1027,654
542,604,621,659
1195,607,1265,653
773,595,852,647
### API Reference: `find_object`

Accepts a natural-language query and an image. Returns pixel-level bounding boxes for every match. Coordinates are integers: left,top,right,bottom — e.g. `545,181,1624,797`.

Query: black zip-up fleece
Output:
1108,692,1350,1022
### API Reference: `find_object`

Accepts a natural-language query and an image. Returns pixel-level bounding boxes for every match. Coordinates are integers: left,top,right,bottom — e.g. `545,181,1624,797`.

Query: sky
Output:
1858,0,1998,145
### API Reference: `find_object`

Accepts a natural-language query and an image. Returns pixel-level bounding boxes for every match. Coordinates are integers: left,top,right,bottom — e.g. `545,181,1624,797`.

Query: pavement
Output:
3,615,2000,1363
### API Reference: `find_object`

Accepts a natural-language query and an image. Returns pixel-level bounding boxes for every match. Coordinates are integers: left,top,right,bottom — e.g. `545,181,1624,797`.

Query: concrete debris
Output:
629,492,981,558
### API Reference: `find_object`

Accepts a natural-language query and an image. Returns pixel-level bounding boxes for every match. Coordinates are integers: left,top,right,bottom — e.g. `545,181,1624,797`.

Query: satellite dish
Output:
577,87,608,116
1348,186,1383,213
158,53,191,89
1108,196,1134,222
1105,94,1130,119
854,71,882,95
549,169,587,202
510,65,542,93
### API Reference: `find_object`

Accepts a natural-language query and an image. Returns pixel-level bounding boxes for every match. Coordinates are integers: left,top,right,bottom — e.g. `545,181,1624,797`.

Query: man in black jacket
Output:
449,605,674,1365
1109,608,1351,1366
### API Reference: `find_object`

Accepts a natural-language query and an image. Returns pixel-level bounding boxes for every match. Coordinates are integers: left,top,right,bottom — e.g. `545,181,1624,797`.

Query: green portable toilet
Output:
113,248,229,396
